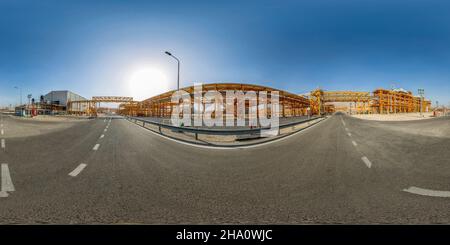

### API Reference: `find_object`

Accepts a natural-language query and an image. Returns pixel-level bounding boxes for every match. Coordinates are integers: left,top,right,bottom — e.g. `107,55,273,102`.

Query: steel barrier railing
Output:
125,116,322,140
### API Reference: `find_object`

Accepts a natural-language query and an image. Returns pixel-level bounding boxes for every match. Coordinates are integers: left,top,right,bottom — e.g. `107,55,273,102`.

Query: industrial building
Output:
44,90,87,108
15,90,87,116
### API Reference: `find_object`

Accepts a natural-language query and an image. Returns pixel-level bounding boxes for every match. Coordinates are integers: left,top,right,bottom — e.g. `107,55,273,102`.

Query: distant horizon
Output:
1,0,450,107
0,82,437,110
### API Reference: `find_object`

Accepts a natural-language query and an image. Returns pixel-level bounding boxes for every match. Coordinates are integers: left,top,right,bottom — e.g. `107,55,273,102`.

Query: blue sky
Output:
0,0,450,106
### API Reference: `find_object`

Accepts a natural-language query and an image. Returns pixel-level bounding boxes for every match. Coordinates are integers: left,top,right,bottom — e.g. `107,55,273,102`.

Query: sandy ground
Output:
351,112,434,121
1,115,91,138
364,116,450,138
12,115,91,122
348,112,450,138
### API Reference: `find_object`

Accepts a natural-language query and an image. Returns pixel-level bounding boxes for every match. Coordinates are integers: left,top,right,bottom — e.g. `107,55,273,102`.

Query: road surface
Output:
0,113,449,224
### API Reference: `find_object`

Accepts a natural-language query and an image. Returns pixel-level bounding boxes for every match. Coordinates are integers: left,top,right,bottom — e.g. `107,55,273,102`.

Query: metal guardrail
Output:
125,115,322,140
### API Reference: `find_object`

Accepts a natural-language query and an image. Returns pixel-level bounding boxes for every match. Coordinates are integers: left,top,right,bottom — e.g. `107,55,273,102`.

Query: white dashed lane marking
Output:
68,163,87,177
93,144,100,151
403,186,450,198
361,156,372,168
69,119,107,177
1,139,5,149
341,117,371,169
0,164,15,197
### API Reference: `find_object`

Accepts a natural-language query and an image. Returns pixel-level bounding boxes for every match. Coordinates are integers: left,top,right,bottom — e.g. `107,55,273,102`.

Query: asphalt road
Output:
0,112,449,224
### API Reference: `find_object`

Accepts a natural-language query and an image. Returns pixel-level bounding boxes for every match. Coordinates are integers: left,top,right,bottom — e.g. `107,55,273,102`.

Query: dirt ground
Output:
0,115,90,138
351,112,434,121
12,115,91,122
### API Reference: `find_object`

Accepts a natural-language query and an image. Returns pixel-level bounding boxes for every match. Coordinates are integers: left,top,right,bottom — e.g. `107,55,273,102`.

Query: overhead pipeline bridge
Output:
67,96,136,116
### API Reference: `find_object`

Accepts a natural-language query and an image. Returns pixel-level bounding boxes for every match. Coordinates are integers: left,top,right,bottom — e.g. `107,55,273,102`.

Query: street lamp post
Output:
165,51,180,90
14,86,22,106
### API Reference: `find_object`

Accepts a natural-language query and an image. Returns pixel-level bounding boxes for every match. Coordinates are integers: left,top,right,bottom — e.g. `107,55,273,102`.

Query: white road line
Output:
347,132,352,137
345,127,349,131
352,140,358,146
1,139,5,149
104,128,107,132
0,129,3,135
68,163,87,177
403,186,450,198
92,144,100,151
361,156,372,168
0,164,15,197
100,134,105,139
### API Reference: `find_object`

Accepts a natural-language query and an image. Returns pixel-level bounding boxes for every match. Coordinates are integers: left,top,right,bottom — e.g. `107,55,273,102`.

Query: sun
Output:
128,67,170,101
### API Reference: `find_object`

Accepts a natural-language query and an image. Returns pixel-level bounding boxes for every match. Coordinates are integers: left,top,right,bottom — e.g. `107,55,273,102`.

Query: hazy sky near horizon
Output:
1,0,450,106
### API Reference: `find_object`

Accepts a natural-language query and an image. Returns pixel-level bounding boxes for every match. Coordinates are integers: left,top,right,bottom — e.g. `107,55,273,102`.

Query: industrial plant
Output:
21,83,433,119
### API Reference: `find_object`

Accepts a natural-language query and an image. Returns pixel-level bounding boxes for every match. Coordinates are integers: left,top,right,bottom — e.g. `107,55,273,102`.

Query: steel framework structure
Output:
66,84,431,117
310,89,431,114
310,90,372,114
119,83,312,118
67,96,135,116
371,89,431,114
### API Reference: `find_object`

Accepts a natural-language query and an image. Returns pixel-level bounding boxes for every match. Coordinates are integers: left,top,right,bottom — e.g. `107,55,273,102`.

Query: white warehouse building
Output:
44,90,87,107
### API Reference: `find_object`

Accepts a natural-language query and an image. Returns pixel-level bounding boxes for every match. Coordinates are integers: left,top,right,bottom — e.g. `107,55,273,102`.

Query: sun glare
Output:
128,67,170,101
